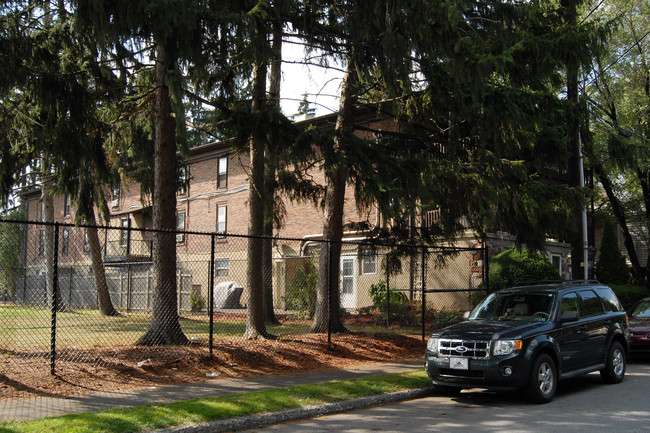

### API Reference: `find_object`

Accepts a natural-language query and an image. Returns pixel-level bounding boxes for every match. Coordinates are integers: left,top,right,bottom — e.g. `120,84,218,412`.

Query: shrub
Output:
432,309,463,329
595,219,630,285
610,284,648,310
284,264,317,319
189,290,204,312
369,281,409,313
489,248,560,291
368,281,418,325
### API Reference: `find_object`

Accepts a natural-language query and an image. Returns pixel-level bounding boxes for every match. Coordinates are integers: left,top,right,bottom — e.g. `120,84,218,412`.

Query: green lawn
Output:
0,305,420,353
0,370,432,433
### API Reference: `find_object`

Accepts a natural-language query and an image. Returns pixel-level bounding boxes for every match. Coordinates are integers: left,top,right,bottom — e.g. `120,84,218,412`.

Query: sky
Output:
279,39,344,118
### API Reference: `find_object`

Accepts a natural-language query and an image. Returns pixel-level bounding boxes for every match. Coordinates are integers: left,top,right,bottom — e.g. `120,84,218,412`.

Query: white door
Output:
340,256,357,309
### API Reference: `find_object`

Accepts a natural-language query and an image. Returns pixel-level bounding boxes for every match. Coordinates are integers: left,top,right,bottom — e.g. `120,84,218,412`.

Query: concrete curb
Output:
152,387,434,433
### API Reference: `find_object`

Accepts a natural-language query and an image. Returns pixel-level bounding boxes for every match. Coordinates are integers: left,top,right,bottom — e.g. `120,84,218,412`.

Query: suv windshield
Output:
470,291,556,322
631,300,650,318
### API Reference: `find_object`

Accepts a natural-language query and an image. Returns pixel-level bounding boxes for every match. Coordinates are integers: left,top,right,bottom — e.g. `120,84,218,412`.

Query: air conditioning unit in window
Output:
176,234,184,243
111,199,119,207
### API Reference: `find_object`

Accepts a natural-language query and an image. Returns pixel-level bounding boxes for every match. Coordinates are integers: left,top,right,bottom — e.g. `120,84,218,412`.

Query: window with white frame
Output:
178,165,188,195
111,185,120,207
120,218,129,246
62,228,69,255
217,205,227,236
551,254,561,275
361,250,377,274
176,211,186,243
214,258,230,277
217,156,228,188
64,195,71,216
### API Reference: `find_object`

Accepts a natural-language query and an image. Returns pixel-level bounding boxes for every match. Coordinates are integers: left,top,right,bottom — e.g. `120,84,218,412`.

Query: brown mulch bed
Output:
0,333,426,401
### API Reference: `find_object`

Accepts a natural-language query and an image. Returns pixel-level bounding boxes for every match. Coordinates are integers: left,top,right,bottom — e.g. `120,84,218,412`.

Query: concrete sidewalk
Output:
0,359,424,423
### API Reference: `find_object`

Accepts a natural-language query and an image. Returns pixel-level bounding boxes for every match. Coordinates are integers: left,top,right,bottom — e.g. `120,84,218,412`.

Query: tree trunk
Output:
244,58,272,340
311,58,356,334
136,42,188,346
263,24,282,326
42,170,64,312
86,206,119,316
638,166,650,288
592,161,644,284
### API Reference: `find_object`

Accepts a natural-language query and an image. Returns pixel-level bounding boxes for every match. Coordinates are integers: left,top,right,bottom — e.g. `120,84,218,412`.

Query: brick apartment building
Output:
15,108,576,312
17,109,410,311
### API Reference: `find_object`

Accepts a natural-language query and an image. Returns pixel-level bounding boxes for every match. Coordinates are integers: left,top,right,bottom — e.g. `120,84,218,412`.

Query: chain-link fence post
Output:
50,222,60,375
421,246,426,342
385,255,390,327
327,240,333,350
484,243,490,293
208,233,215,358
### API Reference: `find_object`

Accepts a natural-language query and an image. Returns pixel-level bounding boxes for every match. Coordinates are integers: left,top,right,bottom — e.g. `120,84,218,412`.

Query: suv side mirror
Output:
560,310,579,323
462,311,471,321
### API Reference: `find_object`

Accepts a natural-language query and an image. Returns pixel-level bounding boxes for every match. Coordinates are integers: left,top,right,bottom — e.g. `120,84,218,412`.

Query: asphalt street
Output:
241,360,650,433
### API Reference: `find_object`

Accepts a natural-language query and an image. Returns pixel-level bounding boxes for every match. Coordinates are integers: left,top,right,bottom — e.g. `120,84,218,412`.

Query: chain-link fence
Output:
0,219,487,400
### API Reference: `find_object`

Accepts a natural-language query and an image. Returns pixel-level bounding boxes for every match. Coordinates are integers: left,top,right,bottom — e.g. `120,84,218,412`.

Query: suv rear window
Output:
595,287,623,312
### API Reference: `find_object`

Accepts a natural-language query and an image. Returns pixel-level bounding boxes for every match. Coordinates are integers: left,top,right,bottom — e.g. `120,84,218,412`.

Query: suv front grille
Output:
438,339,490,359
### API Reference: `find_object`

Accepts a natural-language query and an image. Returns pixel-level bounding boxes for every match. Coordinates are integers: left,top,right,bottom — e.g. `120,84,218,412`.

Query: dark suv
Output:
424,281,629,403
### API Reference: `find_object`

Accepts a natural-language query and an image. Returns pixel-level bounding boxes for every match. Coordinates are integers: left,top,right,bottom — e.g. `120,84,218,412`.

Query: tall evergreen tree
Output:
72,0,211,344
0,1,121,314
595,218,630,284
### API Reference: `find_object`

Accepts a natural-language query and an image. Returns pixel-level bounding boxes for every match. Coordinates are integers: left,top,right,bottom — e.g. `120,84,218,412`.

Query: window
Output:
64,196,71,217
83,229,90,252
178,165,188,195
111,186,120,207
120,218,129,246
361,250,377,274
631,300,650,318
218,156,228,188
596,288,623,312
38,230,44,256
62,228,69,255
176,211,186,243
551,255,561,275
560,292,580,317
341,258,354,294
580,290,604,316
217,205,227,236
215,259,230,277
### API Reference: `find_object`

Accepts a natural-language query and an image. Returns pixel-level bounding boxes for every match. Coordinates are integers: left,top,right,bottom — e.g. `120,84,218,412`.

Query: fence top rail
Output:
0,218,486,253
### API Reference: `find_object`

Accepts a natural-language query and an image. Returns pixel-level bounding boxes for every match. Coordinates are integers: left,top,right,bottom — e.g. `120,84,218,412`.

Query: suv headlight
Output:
492,340,522,356
427,337,439,354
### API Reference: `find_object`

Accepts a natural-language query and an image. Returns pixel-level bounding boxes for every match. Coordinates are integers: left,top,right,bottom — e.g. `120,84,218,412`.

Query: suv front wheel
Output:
600,341,626,384
525,353,557,404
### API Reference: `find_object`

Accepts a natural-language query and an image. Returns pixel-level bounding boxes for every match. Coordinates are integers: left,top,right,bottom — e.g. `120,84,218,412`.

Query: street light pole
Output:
578,131,589,280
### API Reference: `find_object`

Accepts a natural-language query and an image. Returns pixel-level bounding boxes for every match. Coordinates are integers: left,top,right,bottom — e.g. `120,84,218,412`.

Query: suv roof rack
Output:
513,280,563,286
513,280,602,287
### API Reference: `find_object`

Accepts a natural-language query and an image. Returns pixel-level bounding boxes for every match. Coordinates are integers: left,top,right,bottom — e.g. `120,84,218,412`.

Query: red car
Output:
629,297,650,354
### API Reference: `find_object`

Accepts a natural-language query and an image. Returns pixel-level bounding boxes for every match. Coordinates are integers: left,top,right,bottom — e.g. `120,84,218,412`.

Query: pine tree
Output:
0,1,121,315
595,219,630,285
71,0,213,344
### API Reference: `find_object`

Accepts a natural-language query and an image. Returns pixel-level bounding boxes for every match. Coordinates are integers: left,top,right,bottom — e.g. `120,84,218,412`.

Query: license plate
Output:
450,357,469,370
